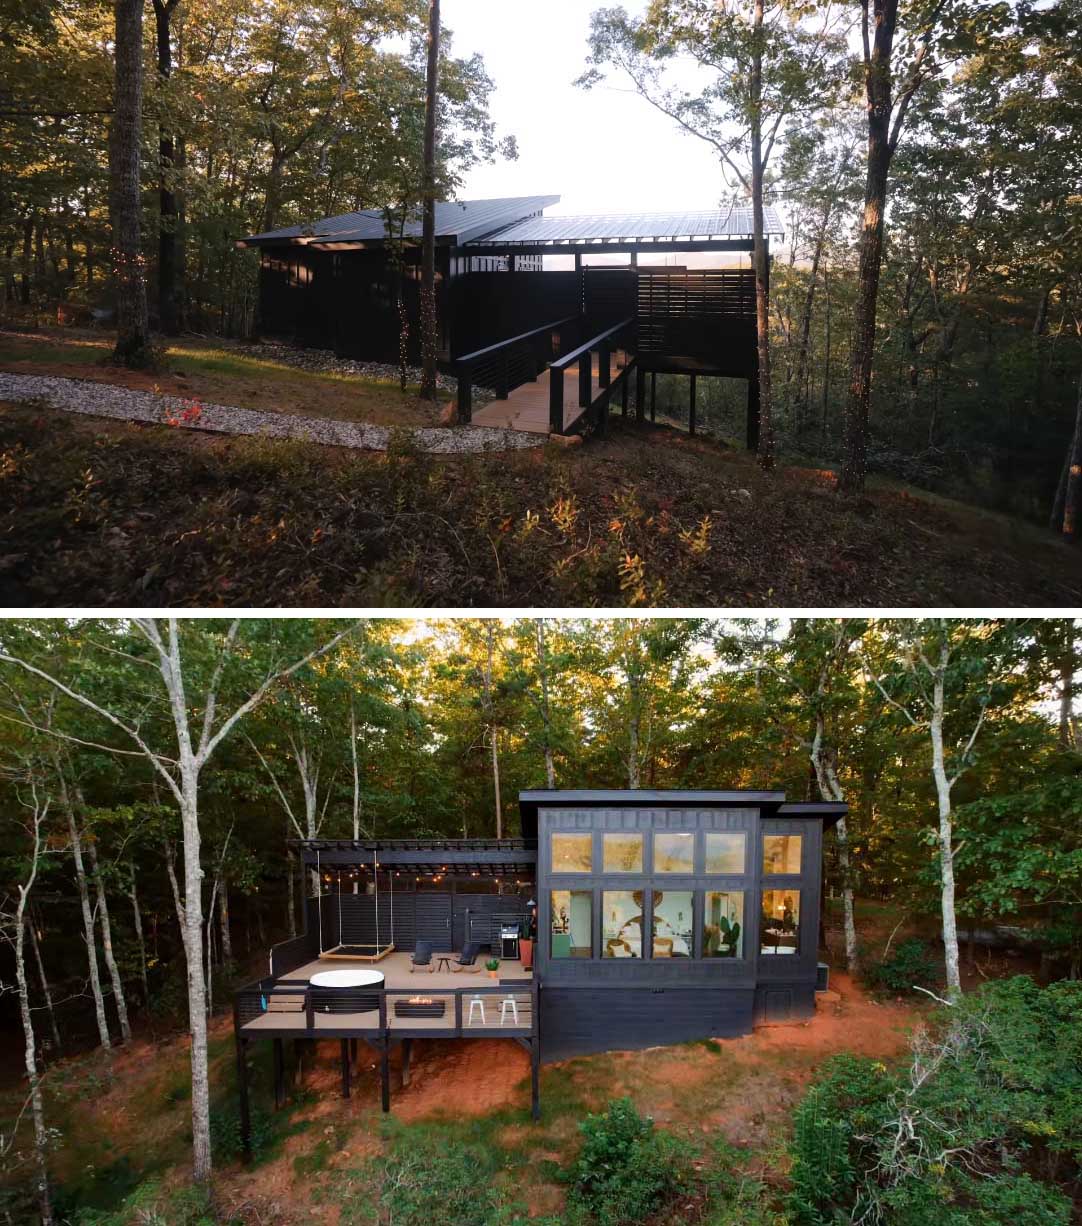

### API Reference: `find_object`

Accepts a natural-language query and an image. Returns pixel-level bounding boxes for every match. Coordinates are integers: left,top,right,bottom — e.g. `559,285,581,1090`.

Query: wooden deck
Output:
278,950,532,990
470,351,629,434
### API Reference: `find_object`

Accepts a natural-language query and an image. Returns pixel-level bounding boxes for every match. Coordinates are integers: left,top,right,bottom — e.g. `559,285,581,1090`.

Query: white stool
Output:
499,996,519,1025
467,996,486,1025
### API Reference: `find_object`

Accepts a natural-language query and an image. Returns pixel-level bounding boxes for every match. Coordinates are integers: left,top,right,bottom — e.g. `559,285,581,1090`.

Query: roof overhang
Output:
296,838,537,875
775,802,848,829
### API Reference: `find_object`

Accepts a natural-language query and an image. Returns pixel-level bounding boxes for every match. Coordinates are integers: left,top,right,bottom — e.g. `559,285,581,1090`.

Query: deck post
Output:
598,343,610,389
650,371,657,421
622,365,630,417
578,352,591,410
747,372,760,451
689,375,697,436
380,1042,391,1112
456,374,472,424
401,1037,412,1088
273,1037,285,1109
236,1036,251,1162
531,1040,540,1121
549,366,564,434
340,1038,351,1099
636,366,645,422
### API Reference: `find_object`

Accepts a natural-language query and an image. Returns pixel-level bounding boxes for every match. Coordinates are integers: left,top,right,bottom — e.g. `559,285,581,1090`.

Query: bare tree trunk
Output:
749,0,774,470
13,805,53,1226
350,696,364,895
219,876,233,963
27,912,62,1055
419,0,440,400
839,0,899,494
87,838,131,1042
286,848,297,938
535,619,557,788
483,623,503,837
108,0,152,366
1057,369,1082,541
128,862,151,1006
929,647,962,997
152,0,182,333
811,729,859,974
627,709,641,789
58,769,110,1050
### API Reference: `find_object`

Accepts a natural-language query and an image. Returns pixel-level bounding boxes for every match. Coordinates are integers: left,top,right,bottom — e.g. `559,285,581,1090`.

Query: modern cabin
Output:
239,196,784,444
231,788,841,1150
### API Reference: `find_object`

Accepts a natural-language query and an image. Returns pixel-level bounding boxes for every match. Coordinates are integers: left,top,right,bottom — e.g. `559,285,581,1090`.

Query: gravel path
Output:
0,372,542,454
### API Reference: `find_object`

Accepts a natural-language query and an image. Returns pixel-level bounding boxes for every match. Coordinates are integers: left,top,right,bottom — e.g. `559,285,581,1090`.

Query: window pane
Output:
652,890,693,958
551,890,592,958
760,890,800,954
602,890,645,958
763,834,802,875
705,831,746,875
603,832,643,873
703,891,744,958
552,832,592,873
654,832,694,873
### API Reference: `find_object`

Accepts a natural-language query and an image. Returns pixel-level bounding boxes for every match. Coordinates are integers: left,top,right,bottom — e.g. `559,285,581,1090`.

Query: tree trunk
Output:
287,848,297,938
153,0,181,334
535,619,557,788
109,0,151,365
20,216,33,305
128,863,151,1006
839,0,899,494
87,838,132,1042
483,623,503,837
419,0,440,400
178,782,212,1181
60,772,111,1050
749,0,774,470
810,726,859,974
929,648,962,997
350,697,362,891
27,913,62,1055
793,214,829,432
219,876,233,963
1058,369,1082,541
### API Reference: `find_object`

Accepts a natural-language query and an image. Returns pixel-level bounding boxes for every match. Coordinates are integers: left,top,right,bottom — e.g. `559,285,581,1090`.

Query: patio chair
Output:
410,940,435,972
452,941,481,972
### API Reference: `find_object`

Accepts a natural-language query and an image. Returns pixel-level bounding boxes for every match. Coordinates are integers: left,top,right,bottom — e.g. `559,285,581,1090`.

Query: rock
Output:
438,402,458,426
548,431,584,447
733,488,752,501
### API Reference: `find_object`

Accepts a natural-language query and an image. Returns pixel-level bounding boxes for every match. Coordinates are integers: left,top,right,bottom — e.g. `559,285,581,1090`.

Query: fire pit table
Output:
309,968,384,1014
394,996,447,1019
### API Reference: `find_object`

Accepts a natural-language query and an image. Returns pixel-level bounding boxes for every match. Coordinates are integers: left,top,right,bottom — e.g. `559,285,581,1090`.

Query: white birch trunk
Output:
810,725,859,973
350,698,362,892
27,913,62,1054
87,838,131,1041
929,647,962,997
128,864,151,1006
535,620,556,788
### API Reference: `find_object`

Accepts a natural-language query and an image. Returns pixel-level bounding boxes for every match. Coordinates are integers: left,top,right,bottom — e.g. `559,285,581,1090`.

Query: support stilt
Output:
689,375,697,436
635,366,646,422
340,1038,351,1098
530,1039,540,1121
650,371,657,421
380,1042,391,1112
401,1037,412,1088
273,1037,285,1109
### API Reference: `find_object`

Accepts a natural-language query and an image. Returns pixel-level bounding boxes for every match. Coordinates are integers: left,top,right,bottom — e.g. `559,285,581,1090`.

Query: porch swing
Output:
315,846,396,962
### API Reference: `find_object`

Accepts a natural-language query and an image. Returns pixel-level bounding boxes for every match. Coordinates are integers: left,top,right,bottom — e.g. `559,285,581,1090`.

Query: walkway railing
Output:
549,316,637,435
453,314,580,423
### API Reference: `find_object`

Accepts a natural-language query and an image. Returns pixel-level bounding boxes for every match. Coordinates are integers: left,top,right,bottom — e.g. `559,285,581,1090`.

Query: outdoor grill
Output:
500,925,520,960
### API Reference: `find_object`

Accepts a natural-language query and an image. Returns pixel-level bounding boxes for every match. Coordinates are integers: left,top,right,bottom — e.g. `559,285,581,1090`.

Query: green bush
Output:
788,977,1082,1226
863,937,940,994
566,1097,687,1226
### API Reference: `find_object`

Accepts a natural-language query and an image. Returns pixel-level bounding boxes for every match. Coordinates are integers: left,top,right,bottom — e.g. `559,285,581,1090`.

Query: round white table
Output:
310,968,384,1013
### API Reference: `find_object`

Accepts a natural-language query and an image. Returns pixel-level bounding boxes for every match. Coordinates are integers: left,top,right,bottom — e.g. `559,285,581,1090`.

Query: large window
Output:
603,831,643,873
705,831,746,875
652,890,693,958
760,890,800,954
654,831,694,873
550,890,592,957
552,832,592,873
763,834,802,875
703,891,744,958
602,890,645,957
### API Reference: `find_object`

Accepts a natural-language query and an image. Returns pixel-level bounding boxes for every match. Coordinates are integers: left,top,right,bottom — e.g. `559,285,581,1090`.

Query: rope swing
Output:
316,847,324,955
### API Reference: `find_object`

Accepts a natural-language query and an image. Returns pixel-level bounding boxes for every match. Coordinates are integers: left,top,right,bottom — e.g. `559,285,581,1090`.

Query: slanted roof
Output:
519,789,846,831
468,205,784,247
239,195,560,248
296,838,537,874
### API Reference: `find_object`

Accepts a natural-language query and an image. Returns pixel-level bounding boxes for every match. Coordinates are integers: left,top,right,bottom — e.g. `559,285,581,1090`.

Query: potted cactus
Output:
485,958,500,980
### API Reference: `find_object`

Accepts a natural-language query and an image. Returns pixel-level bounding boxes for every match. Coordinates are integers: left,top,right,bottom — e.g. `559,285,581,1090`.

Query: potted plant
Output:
485,958,500,980
519,908,536,970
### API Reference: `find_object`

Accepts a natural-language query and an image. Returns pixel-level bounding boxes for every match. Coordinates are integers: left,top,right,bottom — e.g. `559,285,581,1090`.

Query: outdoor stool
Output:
467,995,487,1025
499,996,519,1025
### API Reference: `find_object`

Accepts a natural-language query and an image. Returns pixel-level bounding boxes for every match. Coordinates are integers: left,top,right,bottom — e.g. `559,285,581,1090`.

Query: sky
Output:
440,0,728,218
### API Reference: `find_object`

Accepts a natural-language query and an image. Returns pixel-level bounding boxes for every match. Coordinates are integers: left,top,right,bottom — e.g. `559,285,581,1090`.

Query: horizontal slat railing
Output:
454,314,580,423
549,316,637,436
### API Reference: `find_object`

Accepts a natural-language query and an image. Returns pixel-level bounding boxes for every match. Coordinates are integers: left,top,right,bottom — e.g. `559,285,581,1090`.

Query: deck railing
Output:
453,314,580,423
549,316,637,435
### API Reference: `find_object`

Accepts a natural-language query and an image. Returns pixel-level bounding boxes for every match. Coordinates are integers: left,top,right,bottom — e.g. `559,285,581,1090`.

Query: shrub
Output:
788,977,1082,1226
863,937,940,994
566,1098,687,1226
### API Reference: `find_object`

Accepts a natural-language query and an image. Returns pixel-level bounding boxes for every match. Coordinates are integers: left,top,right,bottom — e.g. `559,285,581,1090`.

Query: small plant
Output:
485,957,500,972
863,937,940,994
163,397,204,428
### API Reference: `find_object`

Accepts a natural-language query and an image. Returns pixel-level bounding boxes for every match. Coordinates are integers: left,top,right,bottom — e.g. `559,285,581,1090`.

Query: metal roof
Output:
240,195,560,248
468,205,784,247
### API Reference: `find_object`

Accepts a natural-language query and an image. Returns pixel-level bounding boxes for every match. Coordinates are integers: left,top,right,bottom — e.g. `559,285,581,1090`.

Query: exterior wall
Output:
535,802,824,1058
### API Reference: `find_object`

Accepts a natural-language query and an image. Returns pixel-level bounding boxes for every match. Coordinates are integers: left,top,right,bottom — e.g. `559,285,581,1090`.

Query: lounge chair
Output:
452,941,481,972
410,940,434,972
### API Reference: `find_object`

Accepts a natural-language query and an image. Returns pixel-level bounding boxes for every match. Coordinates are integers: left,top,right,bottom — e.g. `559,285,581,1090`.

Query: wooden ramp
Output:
470,353,627,435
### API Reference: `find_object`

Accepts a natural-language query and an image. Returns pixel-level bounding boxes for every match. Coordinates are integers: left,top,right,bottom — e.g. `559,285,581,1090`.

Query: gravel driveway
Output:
0,372,542,454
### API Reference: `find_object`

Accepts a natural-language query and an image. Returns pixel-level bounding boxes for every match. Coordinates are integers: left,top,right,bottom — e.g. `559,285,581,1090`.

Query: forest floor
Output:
1,327,1079,606
2,965,923,1225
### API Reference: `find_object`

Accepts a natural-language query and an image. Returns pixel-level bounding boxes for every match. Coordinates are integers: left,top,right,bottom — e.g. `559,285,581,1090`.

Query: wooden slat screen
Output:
636,269,756,363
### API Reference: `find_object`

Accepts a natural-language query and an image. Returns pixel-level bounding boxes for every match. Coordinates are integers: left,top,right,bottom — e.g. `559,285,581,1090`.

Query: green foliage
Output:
59,1178,216,1226
566,1098,688,1226
863,938,941,994
788,978,1082,1226
208,1102,276,1164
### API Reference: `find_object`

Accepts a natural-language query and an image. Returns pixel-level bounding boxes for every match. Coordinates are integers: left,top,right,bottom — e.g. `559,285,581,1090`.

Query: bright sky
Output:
441,0,727,218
